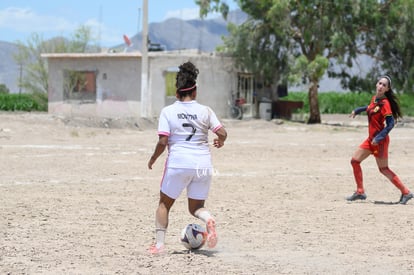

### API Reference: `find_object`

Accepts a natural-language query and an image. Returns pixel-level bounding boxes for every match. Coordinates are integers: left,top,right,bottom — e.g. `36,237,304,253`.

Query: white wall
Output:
44,52,237,120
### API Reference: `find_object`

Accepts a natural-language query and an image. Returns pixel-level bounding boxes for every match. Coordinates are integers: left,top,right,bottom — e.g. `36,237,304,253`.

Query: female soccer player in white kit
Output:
148,61,227,254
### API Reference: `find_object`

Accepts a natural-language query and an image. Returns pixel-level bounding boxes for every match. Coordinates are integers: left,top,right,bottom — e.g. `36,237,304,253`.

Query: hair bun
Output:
176,62,199,90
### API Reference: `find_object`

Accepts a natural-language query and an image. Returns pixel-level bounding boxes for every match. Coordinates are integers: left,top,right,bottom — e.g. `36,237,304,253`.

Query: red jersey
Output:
366,95,392,140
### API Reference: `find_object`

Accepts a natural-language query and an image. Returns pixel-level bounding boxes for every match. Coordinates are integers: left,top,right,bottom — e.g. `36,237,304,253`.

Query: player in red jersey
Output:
347,75,413,204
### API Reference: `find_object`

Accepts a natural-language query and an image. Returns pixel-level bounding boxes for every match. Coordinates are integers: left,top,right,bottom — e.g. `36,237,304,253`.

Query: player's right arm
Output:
148,135,168,169
350,106,367,118
148,108,171,169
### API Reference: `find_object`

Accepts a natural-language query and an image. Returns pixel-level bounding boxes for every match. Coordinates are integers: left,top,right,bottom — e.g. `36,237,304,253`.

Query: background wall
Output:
45,52,236,120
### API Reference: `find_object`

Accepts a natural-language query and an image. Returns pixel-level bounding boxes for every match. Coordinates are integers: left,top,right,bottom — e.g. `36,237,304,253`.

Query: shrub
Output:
0,93,48,112
0,84,10,94
284,92,414,117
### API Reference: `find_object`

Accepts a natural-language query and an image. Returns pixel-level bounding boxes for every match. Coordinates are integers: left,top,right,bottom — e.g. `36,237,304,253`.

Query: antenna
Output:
137,7,141,33
179,9,183,52
98,5,102,50
198,18,203,53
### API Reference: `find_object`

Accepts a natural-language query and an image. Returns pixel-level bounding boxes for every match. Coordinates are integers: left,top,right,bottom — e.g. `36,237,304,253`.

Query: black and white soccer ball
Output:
180,223,207,250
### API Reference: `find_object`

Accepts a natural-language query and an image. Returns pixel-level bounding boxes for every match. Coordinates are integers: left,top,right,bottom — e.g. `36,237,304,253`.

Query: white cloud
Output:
81,18,126,46
164,8,199,20
0,7,76,33
163,7,222,21
0,7,122,46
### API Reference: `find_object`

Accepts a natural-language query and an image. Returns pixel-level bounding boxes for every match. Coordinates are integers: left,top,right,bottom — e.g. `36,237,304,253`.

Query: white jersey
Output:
158,100,223,169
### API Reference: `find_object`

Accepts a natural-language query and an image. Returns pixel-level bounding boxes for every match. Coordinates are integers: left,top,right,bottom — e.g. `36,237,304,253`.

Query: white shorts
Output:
160,168,213,200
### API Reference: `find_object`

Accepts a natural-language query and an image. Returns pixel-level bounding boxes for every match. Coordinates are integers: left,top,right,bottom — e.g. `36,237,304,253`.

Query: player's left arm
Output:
372,115,394,145
207,106,227,148
213,126,227,148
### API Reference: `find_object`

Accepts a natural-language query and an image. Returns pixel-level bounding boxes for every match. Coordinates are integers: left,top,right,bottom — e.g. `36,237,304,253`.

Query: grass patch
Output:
285,92,414,117
0,93,48,112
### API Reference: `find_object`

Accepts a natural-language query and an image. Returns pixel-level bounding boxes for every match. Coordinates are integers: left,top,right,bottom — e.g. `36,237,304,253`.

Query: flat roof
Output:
41,52,142,59
41,49,229,59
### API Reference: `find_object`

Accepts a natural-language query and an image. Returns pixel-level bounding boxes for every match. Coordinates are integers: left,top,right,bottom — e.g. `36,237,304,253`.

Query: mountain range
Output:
0,10,247,94
0,41,22,94
0,9,363,94
129,9,247,52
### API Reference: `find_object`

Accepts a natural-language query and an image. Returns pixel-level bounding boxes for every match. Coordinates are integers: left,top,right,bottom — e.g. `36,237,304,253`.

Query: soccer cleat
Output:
346,192,367,201
399,192,413,205
206,219,218,248
148,244,165,255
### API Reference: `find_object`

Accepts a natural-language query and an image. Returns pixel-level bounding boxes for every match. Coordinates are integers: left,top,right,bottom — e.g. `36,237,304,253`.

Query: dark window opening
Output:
63,70,96,102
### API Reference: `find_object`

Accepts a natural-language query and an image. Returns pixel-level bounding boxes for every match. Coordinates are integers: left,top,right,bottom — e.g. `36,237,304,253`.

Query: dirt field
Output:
1,112,414,274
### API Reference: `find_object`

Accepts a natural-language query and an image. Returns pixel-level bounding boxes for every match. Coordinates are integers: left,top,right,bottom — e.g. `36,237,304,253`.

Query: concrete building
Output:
42,51,257,120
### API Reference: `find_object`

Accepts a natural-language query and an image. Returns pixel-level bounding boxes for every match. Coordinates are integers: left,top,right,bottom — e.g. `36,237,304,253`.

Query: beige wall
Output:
148,52,236,119
43,52,237,120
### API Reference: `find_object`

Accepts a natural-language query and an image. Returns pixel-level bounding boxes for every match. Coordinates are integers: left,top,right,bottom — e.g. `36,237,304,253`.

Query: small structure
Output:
272,100,304,120
42,51,258,120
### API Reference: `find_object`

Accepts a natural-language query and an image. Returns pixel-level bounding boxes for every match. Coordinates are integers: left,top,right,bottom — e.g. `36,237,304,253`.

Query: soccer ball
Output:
180,223,207,250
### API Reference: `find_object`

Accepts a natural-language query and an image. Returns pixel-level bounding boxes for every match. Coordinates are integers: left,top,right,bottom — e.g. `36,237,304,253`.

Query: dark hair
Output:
176,61,199,98
381,75,402,120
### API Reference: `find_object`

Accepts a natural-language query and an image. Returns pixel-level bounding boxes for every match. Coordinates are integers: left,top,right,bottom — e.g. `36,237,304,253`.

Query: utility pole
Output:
140,0,150,118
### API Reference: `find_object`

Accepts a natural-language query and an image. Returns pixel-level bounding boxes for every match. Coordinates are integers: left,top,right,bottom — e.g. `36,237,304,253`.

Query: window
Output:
165,67,179,97
63,70,96,101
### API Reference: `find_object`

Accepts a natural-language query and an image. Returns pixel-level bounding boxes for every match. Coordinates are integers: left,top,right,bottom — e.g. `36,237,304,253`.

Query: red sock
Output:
379,167,410,194
351,158,364,193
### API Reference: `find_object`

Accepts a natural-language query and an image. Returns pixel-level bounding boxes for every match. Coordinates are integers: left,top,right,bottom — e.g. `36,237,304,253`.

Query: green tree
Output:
13,25,95,94
199,0,385,123
363,0,414,93
0,84,10,94
216,1,290,90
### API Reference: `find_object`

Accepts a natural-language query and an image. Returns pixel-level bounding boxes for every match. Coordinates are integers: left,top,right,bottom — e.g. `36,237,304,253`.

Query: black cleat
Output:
399,192,413,205
347,192,367,201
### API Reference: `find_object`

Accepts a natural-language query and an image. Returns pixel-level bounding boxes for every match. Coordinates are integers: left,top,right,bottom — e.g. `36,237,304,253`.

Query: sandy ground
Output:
1,112,414,274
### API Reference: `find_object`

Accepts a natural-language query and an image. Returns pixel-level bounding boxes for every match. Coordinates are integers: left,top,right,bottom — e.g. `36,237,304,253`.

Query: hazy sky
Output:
0,0,238,47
